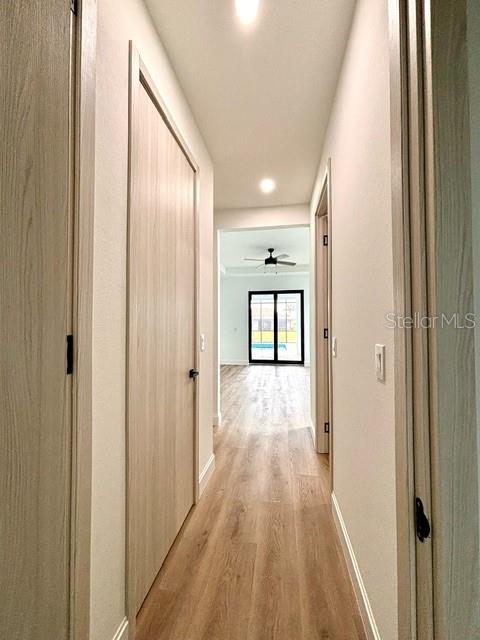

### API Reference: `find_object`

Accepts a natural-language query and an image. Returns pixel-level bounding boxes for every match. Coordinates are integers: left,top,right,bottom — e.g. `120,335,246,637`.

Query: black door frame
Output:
248,290,305,365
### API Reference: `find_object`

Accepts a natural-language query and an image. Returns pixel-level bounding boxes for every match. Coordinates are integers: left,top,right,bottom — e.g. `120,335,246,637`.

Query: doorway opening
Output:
249,290,305,364
216,223,312,445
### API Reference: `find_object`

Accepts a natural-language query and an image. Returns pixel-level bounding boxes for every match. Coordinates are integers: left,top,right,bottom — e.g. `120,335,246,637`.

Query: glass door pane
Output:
250,293,275,361
277,292,303,363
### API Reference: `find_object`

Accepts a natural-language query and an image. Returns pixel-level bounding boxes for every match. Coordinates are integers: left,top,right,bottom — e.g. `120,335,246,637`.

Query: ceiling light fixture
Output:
235,0,259,25
259,178,276,194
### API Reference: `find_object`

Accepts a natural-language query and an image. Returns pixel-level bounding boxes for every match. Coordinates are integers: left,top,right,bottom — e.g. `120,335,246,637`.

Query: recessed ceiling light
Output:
235,0,259,25
260,178,276,194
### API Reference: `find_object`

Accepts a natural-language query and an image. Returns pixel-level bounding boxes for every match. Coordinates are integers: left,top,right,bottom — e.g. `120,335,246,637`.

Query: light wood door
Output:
128,74,196,614
409,0,480,637
425,1,480,636
0,2,74,639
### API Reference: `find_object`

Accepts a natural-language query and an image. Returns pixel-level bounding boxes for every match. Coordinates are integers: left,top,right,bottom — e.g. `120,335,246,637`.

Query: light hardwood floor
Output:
136,365,365,640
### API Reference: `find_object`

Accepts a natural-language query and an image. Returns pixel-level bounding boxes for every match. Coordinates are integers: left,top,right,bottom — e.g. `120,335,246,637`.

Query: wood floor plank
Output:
136,365,365,640
189,541,257,640
247,501,304,640
294,504,365,639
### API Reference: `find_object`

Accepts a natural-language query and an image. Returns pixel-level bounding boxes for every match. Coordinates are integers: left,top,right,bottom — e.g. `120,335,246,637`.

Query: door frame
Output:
397,2,479,638
70,1,96,638
389,1,421,637
313,161,333,464
390,1,480,636
248,289,305,365
386,0,471,636
125,43,200,639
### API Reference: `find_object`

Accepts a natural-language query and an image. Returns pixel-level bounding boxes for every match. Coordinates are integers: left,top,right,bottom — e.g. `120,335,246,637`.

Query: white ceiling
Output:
146,0,356,209
220,226,310,273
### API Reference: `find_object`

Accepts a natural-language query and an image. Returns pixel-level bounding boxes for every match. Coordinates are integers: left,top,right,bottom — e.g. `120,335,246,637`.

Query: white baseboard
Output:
198,453,215,497
220,359,249,366
112,617,128,640
308,418,316,447
331,493,381,640
213,412,222,426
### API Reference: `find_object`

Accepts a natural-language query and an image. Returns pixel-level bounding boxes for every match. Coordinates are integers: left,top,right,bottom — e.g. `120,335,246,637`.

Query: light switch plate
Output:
332,336,337,358
375,344,385,381
200,333,206,352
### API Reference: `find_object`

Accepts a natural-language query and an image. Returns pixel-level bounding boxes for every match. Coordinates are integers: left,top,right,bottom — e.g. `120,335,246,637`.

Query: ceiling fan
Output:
243,248,296,269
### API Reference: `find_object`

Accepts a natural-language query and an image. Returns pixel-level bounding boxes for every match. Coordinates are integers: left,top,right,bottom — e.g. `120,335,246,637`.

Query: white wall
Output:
309,0,397,637
220,273,310,365
215,204,309,230
92,1,214,639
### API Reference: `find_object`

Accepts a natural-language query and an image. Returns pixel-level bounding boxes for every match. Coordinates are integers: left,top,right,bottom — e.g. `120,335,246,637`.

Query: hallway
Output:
3,2,480,638
137,366,365,640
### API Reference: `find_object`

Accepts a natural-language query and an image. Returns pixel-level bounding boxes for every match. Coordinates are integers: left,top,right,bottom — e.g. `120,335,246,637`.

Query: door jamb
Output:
313,160,333,487
390,2,480,637
389,0,425,637
126,43,201,639
70,1,96,638
418,1,479,636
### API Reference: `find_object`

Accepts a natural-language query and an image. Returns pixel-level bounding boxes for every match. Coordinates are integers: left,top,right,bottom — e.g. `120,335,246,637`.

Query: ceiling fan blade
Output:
256,263,266,269
277,260,296,266
274,253,289,260
243,257,264,261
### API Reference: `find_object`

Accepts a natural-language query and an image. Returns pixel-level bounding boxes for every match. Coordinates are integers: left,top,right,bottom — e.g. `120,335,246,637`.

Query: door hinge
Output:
323,234,328,246
415,497,431,542
70,0,78,15
324,328,328,339
66,335,74,375
324,422,330,434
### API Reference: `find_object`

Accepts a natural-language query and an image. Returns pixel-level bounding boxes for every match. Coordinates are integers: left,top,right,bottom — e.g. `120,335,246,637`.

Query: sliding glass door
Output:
277,291,303,362
249,293,275,361
249,290,304,365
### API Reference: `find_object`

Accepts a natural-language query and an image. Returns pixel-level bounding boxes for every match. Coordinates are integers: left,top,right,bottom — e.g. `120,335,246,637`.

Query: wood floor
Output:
136,365,365,640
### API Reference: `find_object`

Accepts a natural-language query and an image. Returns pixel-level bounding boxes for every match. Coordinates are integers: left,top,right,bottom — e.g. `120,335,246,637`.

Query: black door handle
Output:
415,497,431,542
189,368,199,380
